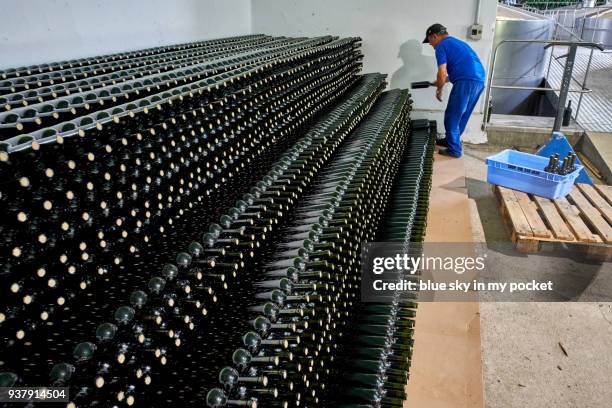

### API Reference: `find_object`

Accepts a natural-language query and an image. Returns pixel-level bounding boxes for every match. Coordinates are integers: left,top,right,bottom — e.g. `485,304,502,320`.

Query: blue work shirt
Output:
435,36,485,83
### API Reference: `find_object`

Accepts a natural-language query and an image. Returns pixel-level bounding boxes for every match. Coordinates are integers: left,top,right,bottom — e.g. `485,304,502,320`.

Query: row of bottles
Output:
0,35,279,110
0,35,362,147
0,34,268,87
332,119,436,408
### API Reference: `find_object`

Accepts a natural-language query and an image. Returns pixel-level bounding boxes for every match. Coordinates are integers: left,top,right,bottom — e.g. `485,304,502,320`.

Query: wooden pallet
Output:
494,184,612,260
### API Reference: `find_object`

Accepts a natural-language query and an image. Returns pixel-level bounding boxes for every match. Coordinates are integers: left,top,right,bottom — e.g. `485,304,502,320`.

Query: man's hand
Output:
434,63,448,102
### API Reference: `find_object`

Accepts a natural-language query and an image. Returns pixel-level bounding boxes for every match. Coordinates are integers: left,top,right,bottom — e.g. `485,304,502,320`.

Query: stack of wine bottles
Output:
331,120,436,408
205,88,415,407
0,34,437,408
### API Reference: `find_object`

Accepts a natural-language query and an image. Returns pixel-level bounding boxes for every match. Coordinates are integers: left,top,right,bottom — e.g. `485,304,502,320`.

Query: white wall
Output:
0,0,251,69
252,0,498,141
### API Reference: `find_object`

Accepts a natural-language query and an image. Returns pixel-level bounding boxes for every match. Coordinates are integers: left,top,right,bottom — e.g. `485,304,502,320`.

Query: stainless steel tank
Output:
491,6,554,114
576,12,612,48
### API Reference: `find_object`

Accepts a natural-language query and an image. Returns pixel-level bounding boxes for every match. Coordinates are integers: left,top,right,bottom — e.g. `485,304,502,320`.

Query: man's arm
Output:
435,63,448,102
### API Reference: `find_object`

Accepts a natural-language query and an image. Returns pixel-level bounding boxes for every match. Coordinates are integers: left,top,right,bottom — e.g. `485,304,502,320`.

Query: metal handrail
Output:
553,18,593,42
483,39,604,130
502,3,606,120
491,84,592,92
544,5,612,39
544,14,588,112
493,3,610,129
518,1,608,12
545,5,612,120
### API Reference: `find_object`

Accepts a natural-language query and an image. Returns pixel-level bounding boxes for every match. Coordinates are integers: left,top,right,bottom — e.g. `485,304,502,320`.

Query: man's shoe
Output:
438,148,461,158
435,138,448,147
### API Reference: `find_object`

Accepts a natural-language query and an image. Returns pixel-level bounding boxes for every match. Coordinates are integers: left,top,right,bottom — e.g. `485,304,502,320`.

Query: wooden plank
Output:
577,184,611,209
584,244,612,262
554,197,601,243
515,233,574,244
567,188,612,244
512,191,552,238
577,184,612,224
514,237,540,253
594,184,612,206
496,186,533,237
533,196,575,241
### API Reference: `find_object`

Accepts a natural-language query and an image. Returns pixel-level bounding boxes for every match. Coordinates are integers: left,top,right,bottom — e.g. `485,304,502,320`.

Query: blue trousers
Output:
444,80,485,157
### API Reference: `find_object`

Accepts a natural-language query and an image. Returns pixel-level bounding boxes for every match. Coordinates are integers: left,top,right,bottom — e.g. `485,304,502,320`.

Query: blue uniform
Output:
435,36,485,157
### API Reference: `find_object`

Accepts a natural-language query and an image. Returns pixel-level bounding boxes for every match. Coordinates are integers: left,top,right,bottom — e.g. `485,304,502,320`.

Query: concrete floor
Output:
463,145,612,408
405,149,483,408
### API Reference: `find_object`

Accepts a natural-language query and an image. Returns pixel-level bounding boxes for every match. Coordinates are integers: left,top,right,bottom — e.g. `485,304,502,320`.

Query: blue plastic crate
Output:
486,149,583,199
